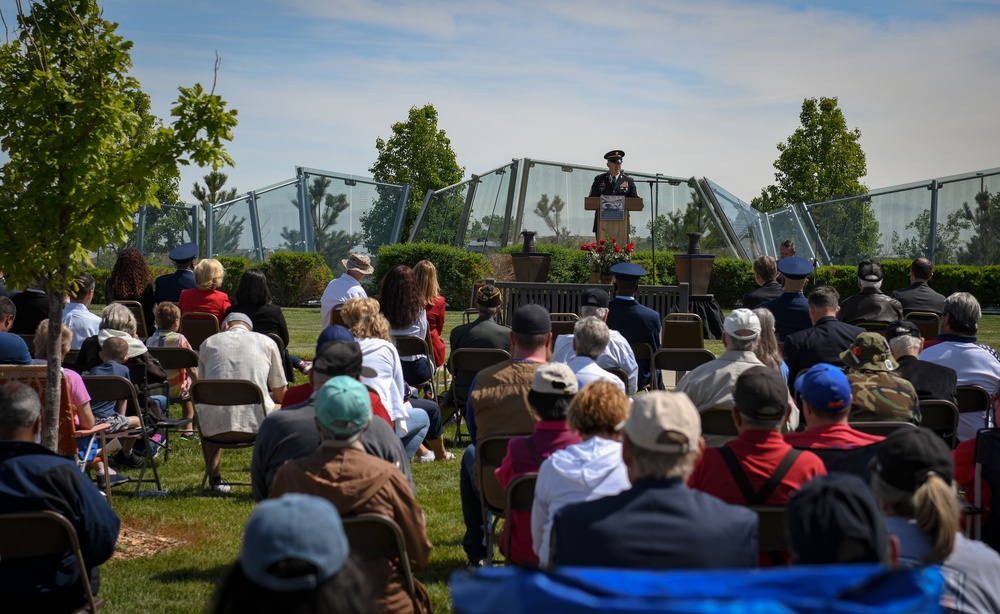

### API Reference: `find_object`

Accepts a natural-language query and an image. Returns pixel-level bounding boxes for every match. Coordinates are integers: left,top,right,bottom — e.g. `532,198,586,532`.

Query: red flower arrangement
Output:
580,237,634,275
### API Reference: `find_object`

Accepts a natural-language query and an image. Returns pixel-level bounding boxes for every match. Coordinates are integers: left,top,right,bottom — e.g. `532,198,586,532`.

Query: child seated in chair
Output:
91,337,143,468
146,302,198,439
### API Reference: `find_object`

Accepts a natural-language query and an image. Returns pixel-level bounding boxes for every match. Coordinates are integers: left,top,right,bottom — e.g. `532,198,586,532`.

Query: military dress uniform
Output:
152,242,198,304
758,257,814,343
590,149,639,235
605,262,660,389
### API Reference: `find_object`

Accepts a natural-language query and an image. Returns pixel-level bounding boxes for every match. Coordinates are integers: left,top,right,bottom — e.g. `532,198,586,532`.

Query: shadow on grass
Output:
153,564,231,584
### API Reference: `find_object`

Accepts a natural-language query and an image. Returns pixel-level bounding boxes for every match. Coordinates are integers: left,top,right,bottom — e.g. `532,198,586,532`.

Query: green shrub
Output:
216,256,251,300
89,268,111,304
499,243,590,284
709,258,754,307
257,251,333,307
375,243,492,310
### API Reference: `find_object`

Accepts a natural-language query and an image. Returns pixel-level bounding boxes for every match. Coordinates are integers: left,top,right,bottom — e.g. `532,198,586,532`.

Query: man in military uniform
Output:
782,285,864,386
758,256,813,342
589,149,638,237
841,332,920,424
838,261,903,325
153,242,198,304
606,262,660,390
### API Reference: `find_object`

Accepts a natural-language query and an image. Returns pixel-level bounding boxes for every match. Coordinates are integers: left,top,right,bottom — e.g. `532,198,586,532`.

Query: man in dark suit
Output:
885,320,957,404
891,258,946,316
838,260,903,325
759,256,814,342
152,242,198,304
742,255,783,309
606,262,660,389
551,392,758,569
783,285,864,386
589,149,638,236
448,284,511,404
10,275,49,335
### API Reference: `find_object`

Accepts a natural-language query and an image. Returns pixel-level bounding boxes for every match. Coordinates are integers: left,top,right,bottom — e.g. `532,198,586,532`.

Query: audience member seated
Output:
0,382,120,612
0,296,31,364
605,262,660,389
197,313,287,493
551,392,759,569
61,272,101,350
379,265,432,391
320,253,372,327
90,337,144,467
532,380,630,567
178,258,232,325
10,275,49,335
495,363,582,566
460,303,550,566
146,302,198,440
786,363,884,450
871,428,1000,612
885,320,957,404
152,242,197,304
752,307,789,381
841,332,920,424
782,285,863,386
742,255,783,309
786,473,890,565
251,338,411,502
213,493,375,614
689,367,825,508
562,317,627,394
413,260,447,369
105,247,156,330
891,257,946,316
270,376,433,614
919,292,1000,442
551,288,637,394
447,284,511,406
837,260,903,325
758,256,814,342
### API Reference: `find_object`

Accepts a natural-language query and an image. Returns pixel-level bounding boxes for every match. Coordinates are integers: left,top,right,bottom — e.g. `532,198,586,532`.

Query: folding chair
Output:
919,399,959,449
328,304,346,328
0,510,105,612
112,300,149,339
476,435,516,566
661,313,703,349
700,407,739,447
848,421,917,438
190,379,265,495
750,505,788,554
628,341,657,391
603,367,629,392
447,349,511,444
83,375,162,496
57,386,114,499
179,311,219,352
503,472,538,565
956,385,992,431
852,321,890,333
652,348,715,388
549,320,577,350
144,346,198,461
342,513,417,601
394,335,434,393
806,444,879,479
972,428,1000,550
904,311,940,342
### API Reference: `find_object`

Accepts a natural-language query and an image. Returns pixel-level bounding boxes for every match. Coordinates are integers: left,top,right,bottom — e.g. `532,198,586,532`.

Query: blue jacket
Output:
153,268,196,304
783,316,864,386
759,291,811,342
0,441,119,604
606,297,661,389
552,477,758,569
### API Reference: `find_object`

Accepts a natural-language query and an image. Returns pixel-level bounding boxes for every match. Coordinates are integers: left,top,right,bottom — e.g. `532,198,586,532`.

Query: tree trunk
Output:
41,270,66,452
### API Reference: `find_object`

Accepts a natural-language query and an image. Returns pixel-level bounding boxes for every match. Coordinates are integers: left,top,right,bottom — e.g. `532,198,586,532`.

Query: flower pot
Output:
511,252,551,282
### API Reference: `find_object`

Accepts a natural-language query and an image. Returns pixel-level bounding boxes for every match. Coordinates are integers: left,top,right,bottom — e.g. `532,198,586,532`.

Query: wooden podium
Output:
585,196,644,243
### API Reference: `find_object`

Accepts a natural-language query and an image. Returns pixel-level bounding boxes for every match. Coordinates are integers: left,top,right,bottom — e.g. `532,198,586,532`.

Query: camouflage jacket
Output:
847,370,921,424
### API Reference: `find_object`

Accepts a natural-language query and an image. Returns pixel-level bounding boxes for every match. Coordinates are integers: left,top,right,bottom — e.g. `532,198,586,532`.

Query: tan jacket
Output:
470,360,541,442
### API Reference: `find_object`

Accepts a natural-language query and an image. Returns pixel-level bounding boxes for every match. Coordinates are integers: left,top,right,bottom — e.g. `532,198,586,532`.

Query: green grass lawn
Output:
98,309,1000,612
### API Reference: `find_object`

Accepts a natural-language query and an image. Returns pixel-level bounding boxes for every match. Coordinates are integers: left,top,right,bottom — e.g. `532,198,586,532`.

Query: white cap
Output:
724,308,761,341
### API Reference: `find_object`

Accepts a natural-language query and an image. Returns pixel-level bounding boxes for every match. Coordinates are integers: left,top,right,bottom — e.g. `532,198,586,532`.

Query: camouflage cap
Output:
847,371,920,424
840,332,897,371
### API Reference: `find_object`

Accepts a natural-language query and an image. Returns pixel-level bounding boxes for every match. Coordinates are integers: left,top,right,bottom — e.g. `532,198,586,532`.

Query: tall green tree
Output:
647,190,725,253
282,176,361,273
364,104,464,247
889,208,965,264
751,96,876,261
192,171,245,256
955,190,1000,266
0,0,237,449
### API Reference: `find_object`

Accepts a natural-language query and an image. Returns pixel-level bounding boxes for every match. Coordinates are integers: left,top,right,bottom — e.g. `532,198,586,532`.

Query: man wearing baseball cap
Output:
270,376,433,614
785,363,884,450
689,367,825,519
837,260,903,325
448,283,512,407
841,332,919,424
460,303,551,566
884,320,957,404
551,288,638,394
320,252,373,327
551,392,759,569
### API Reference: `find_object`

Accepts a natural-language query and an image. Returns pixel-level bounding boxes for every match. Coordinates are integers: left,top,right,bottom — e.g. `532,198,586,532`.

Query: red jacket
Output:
281,383,392,427
425,295,446,367
178,288,231,325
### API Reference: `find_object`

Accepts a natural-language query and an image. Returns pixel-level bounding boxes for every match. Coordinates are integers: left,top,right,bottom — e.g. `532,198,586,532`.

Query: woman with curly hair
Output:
531,380,631,567
105,247,155,334
413,260,446,368
378,265,431,390
178,258,231,325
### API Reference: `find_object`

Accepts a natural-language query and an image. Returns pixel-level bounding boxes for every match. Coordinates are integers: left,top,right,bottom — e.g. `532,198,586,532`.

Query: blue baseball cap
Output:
168,242,198,262
609,262,647,281
777,256,814,280
315,325,354,355
240,494,348,592
795,363,852,412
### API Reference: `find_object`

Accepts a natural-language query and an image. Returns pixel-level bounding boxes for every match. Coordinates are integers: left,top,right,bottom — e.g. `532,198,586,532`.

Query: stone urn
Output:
511,230,551,282
674,232,715,295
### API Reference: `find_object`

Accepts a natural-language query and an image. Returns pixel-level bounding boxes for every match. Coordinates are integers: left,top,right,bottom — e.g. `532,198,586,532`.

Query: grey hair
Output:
100,302,137,335
574,316,610,360
726,336,756,352
579,305,609,319
0,382,41,430
0,296,15,319
943,292,981,335
859,279,883,290
477,304,500,317
628,437,699,480
889,335,922,357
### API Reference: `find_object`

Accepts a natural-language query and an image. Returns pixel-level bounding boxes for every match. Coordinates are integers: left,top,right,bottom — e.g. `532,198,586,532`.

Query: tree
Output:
365,104,464,245
532,194,572,245
889,208,965,264
955,190,1000,266
282,176,361,273
466,214,507,246
751,97,876,261
0,0,237,450
192,171,245,256
647,190,725,253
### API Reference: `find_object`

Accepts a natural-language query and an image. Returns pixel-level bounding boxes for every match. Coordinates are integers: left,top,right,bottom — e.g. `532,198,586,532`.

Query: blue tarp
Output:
451,564,943,614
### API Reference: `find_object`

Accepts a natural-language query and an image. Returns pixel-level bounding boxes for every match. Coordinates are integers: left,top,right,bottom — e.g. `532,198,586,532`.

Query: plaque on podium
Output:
585,196,644,244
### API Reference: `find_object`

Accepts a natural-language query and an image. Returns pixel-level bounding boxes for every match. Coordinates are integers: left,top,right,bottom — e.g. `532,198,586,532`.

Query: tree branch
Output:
211,50,220,96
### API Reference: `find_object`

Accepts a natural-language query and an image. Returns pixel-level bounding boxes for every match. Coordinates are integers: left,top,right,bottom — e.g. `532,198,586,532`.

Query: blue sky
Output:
6,0,1000,202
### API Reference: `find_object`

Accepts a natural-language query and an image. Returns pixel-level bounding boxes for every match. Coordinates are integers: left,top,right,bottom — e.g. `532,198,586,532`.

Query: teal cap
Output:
315,376,371,437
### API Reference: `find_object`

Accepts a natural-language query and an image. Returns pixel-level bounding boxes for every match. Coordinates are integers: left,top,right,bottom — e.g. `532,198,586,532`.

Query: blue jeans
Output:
460,444,487,561
399,406,430,460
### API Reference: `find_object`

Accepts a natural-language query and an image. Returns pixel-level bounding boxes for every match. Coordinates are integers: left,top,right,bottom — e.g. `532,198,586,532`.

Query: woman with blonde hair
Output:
178,258,231,324
413,260,446,368
340,298,450,461
871,428,1000,611
753,307,788,381
531,380,631,567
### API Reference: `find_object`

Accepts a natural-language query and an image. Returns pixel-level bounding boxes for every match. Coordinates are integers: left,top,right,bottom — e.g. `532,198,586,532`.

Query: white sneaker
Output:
209,476,232,493
418,450,436,463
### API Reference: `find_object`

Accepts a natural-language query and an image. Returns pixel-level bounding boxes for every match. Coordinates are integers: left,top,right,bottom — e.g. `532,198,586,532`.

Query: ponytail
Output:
911,473,958,564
